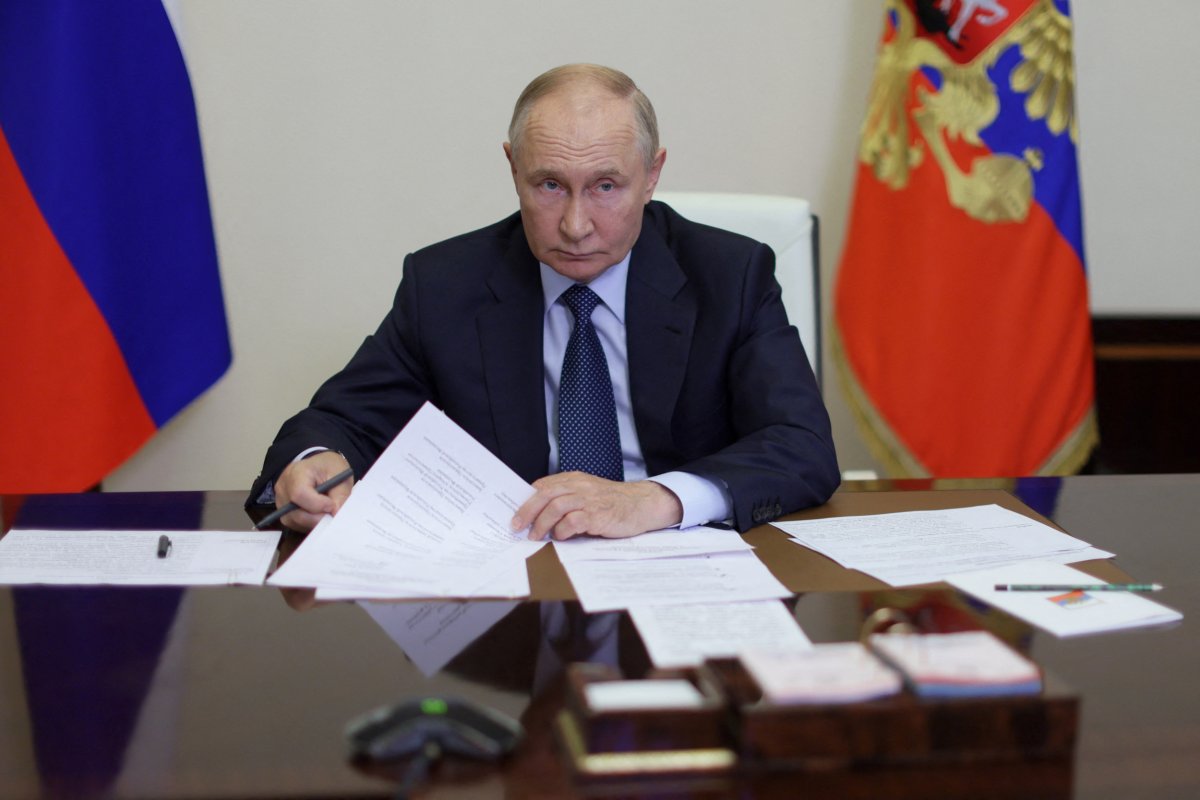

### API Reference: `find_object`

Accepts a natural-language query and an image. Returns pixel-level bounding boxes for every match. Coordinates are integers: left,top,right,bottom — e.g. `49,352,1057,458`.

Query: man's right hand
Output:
272,450,355,532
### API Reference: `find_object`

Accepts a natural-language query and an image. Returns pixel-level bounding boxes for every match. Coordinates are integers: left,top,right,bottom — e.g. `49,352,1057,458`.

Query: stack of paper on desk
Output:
267,403,545,598
773,504,1113,587
948,563,1183,637
553,529,802,662
311,537,533,600
553,529,789,613
266,402,788,604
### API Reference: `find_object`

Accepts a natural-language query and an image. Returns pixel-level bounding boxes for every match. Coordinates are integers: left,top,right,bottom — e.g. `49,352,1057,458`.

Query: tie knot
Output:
562,284,601,321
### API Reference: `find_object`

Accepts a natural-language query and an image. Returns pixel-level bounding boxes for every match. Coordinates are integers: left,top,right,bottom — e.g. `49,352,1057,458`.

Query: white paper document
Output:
563,551,790,613
0,529,280,586
552,524,752,563
948,562,1183,637
358,599,519,676
267,403,545,597
316,562,530,601
774,504,1108,586
629,600,812,668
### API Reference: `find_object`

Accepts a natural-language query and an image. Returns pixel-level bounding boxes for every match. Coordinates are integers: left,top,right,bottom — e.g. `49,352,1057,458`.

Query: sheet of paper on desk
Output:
564,551,790,613
774,504,1110,586
315,561,530,601
629,600,812,668
850,545,1114,588
948,562,1183,637
267,403,545,597
552,524,752,563
0,529,280,586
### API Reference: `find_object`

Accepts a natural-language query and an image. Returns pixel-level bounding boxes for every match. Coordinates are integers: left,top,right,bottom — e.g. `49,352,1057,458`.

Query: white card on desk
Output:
585,679,706,711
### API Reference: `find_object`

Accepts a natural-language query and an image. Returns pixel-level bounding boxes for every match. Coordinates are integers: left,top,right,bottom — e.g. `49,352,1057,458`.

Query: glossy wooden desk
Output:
1,475,1196,798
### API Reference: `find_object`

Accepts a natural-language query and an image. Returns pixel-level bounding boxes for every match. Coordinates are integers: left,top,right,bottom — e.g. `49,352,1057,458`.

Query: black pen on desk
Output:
994,583,1163,593
157,535,172,558
254,467,355,530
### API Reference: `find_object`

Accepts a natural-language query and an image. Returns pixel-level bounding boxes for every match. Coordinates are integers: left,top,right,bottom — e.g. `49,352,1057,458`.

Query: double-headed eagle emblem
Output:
860,0,1076,223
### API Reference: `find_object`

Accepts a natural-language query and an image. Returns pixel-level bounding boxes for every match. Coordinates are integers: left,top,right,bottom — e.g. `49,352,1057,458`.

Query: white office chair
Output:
652,191,822,388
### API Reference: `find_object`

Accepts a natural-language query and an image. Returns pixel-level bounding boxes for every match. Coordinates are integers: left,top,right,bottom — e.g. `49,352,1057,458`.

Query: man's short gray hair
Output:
507,64,660,168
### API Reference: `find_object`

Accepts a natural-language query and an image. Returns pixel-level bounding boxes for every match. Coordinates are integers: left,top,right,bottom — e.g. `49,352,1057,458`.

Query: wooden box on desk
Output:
555,662,736,779
705,657,1079,770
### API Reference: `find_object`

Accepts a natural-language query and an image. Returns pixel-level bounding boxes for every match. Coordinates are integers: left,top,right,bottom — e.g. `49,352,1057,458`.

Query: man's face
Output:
505,88,666,283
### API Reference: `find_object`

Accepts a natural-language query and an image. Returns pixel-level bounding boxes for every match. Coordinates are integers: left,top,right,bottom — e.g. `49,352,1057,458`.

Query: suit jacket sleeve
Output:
628,204,840,531
246,253,433,506
680,240,839,531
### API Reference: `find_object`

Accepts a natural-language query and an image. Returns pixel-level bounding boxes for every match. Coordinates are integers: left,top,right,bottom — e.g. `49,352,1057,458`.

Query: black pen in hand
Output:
254,467,355,530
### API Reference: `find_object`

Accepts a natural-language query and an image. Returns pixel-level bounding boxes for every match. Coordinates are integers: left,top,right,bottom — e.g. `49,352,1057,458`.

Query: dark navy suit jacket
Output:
248,201,839,531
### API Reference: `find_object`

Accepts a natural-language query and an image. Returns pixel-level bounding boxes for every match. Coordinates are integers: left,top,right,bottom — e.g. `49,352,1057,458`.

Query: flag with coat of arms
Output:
834,0,1096,478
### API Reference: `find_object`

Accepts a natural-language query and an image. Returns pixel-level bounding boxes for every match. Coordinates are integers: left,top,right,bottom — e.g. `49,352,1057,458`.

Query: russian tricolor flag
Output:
1,3,231,492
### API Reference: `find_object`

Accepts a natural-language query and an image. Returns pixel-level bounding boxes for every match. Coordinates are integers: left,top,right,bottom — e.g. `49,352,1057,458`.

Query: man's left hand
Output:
512,472,684,540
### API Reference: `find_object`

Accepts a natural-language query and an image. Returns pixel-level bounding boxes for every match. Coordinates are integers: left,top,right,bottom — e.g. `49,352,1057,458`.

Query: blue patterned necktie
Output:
557,284,624,481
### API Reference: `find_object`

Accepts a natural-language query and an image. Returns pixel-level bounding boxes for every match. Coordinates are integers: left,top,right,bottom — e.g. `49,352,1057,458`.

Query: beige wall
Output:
106,0,1200,492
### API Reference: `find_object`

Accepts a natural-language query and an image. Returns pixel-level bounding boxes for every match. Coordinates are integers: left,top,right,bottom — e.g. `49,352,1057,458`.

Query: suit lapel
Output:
626,215,695,469
478,232,549,483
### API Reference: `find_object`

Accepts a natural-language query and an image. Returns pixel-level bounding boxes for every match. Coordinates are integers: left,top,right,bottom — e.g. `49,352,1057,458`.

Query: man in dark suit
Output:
249,64,838,539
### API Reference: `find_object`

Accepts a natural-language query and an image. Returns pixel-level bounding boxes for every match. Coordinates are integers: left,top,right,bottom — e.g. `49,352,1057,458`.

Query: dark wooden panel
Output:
1090,316,1200,474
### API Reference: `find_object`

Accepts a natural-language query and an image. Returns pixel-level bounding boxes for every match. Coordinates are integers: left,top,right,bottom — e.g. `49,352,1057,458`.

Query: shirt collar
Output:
539,252,630,324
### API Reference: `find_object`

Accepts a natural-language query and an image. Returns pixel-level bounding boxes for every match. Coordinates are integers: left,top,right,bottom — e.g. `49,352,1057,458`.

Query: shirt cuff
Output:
648,471,733,529
256,446,335,505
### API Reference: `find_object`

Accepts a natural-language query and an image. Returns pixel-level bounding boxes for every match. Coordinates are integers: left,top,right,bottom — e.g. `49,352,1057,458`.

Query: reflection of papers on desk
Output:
629,601,812,668
267,403,545,597
358,599,519,676
774,504,1111,586
741,643,902,704
0,529,280,586
564,551,790,613
948,563,1183,637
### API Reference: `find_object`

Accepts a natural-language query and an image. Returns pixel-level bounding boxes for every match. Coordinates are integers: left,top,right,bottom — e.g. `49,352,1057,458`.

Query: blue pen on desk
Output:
254,467,355,530
157,535,172,558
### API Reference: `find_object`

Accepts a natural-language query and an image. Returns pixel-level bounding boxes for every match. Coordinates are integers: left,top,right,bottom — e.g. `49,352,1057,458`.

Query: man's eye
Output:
541,180,560,191
597,181,615,192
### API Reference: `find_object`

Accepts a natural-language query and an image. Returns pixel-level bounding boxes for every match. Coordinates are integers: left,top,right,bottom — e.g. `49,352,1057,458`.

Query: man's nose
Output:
559,196,593,242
